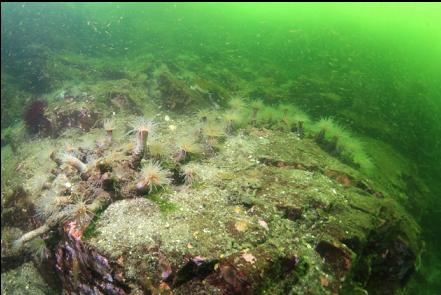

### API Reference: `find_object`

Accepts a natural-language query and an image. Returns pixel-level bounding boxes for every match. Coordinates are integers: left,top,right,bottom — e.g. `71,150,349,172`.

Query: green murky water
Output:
1,3,440,294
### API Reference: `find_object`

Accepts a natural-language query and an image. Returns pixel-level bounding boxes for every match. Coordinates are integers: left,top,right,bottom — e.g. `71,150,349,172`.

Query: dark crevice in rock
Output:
315,240,352,279
172,256,219,287
276,204,303,221
208,263,252,295
1,254,31,273
259,157,320,172
346,221,417,294
340,236,362,254
171,167,186,186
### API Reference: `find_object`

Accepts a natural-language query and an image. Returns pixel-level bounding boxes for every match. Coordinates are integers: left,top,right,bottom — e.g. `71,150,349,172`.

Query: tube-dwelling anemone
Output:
131,117,155,152
181,164,199,185
223,112,242,134
256,106,281,127
196,109,214,123
28,237,49,263
35,192,60,220
315,118,346,138
205,137,221,155
148,141,169,160
338,135,374,172
202,121,225,139
60,152,88,173
315,118,350,154
202,121,225,155
103,118,116,143
278,115,296,132
292,112,311,139
26,174,51,195
250,99,265,125
250,99,265,112
352,151,374,172
130,117,155,168
174,138,202,162
63,195,94,229
314,117,344,143
228,96,246,110
278,103,299,116
36,193,73,221
136,161,171,193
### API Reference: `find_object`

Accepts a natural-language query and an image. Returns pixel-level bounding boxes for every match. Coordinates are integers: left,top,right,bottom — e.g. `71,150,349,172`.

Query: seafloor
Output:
1,59,423,294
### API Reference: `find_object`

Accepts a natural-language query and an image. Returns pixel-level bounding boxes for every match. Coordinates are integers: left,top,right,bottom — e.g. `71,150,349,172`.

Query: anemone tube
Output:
251,109,259,126
52,152,89,175
296,121,305,139
64,154,88,174
106,129,113,143
13,190,111,251
315,129,326,144
225,120,235,135
174,149,187,163
131,128,149,169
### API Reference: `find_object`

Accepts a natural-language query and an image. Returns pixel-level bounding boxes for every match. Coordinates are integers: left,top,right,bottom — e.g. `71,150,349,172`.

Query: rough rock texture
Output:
1,100,421,294
1,262,53,295
80,128,421,294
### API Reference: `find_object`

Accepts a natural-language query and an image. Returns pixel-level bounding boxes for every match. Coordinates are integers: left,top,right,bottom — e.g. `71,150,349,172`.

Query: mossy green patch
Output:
83,208,106,240
147,194,179,214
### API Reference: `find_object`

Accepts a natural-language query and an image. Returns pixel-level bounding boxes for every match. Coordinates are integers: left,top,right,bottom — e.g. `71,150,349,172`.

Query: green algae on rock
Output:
1,3,439,294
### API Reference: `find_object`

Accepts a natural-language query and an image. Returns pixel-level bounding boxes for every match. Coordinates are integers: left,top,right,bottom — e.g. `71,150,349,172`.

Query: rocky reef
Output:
1,83,422,294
